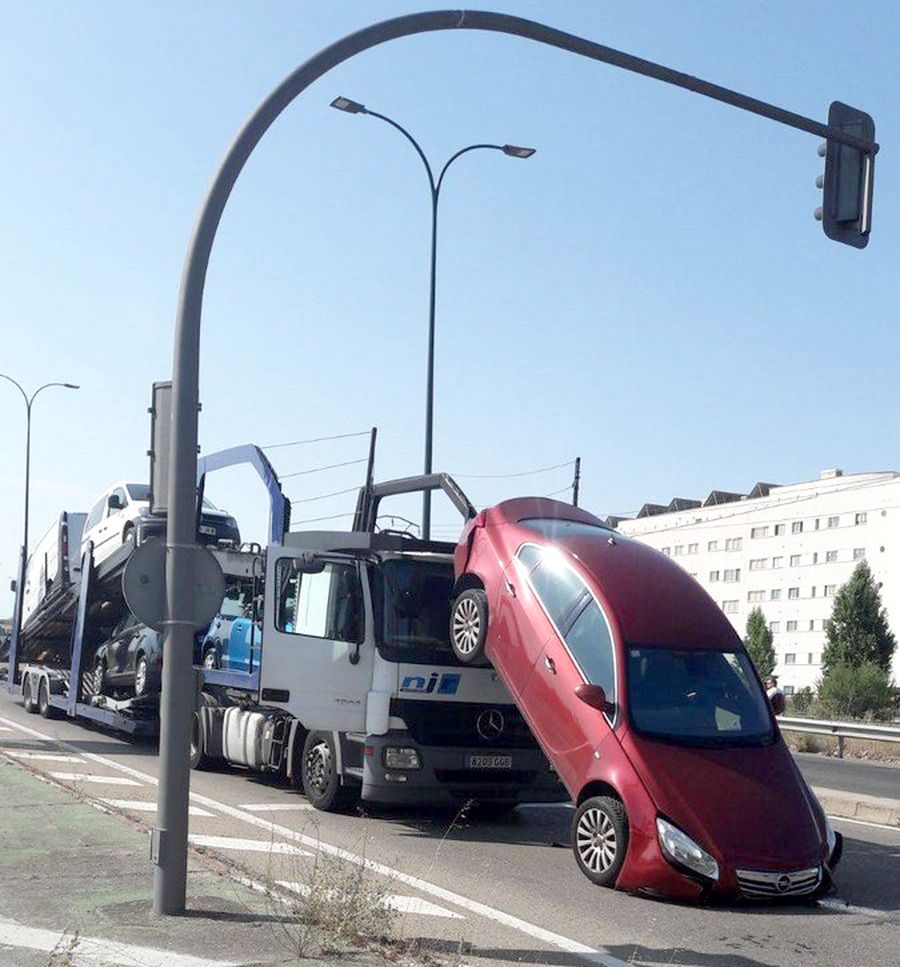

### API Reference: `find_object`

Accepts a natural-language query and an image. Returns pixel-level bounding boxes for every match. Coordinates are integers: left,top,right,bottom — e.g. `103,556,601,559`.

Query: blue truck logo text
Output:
400,672,461,695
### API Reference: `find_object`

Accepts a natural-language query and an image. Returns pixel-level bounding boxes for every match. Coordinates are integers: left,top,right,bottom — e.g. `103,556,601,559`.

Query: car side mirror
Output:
575,683,615,716
107,494,123,510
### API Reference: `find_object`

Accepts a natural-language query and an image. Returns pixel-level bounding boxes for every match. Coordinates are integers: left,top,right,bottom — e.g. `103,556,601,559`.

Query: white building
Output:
616,469,900,695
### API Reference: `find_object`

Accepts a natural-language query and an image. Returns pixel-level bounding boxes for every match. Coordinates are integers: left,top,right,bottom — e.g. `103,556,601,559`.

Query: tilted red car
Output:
450,497,842,901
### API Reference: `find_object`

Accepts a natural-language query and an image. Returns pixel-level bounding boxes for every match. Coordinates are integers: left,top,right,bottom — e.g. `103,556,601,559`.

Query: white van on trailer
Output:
20,512,87,626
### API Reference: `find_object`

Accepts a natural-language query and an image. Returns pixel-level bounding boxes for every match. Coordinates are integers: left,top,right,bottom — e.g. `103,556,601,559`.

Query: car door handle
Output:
544,656,556,675
505,579,516,598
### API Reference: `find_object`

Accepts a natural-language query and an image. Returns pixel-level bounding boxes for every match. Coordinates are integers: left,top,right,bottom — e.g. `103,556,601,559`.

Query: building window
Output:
770,589,781,601
674,545,684,556
787,620,798,631
785,653,796,665
788,587,800,599
769,621,780,633
824,584,836,597
709,570,720,582
721,600,739,614
790,554,801,567
826,550,838,563
774,523,785,536
688,543,698,555
828,516,840,529
812,552,818,564
792,521,803,535
661,547,671,556
784,685,795,696
772,556,784,569
723,568,741,583
810,586,817,597
749,558,767,571
751,526,769,539
748,590,765,603
809,620,815,631
855,512,867,525
725,537,742,551
854,547,865,560
708,540,718,552
814,518,821,531
808,653,814,664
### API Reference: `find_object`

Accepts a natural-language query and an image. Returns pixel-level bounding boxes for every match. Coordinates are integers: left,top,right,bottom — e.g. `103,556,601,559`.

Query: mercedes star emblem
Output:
476,708,505,740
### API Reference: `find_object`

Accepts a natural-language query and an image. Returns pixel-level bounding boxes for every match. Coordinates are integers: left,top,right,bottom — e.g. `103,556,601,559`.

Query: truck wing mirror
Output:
293,551,325,574
575,683,615,715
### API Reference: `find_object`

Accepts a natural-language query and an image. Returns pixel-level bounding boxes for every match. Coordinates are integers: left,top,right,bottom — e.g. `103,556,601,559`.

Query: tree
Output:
822,561,897,675
744,607,775,678
817,662,893,721
790,686,815,715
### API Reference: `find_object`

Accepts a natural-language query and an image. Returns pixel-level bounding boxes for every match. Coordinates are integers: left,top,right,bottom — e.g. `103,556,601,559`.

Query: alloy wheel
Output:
576,807,618,874
452,597,481,655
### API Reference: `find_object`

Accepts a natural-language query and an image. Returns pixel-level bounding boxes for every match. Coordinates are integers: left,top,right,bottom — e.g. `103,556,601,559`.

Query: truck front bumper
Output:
361,730,567,807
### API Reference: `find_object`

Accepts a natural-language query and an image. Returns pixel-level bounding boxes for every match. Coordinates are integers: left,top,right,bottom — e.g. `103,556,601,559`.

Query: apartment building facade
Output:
616,469,900,694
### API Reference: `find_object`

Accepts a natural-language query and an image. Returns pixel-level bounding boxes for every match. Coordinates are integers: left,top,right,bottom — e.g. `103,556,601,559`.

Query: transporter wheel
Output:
572,795,629,888
202,647,218,671
22,674,37,714
91,656,107,697
37,678,57,719
450,588,489,665
190,693,220,771
301,731,357,813
133,655,151,697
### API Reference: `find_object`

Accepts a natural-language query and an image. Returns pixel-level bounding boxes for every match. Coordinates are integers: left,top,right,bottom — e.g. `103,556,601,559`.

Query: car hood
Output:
622,730,825,869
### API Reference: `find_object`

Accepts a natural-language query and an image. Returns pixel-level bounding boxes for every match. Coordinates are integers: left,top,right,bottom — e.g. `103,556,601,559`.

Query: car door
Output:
108,617,142,683
96,487,128,562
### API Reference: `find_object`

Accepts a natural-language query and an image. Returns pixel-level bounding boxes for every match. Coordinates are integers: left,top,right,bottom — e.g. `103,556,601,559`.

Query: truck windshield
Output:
626,646,774,747
373,557,458,665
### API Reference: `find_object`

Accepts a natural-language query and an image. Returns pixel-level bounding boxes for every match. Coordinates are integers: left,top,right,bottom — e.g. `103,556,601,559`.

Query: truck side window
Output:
275,560,363,644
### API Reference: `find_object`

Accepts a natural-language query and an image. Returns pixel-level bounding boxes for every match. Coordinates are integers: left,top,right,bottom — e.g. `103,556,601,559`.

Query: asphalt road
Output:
793,751,900,801
0,693,897,967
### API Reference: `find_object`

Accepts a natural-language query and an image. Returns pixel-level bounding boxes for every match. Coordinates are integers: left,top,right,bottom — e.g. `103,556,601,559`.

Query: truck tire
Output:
450,588,489,665
301,731,357,813
22,674,37,714
190,694,218,771
37,678,57,719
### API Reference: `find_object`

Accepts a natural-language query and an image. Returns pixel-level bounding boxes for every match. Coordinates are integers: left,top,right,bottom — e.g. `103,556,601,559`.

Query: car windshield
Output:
372,557,458,665
202,497,218,511
627,646,774,747
126,484,150,502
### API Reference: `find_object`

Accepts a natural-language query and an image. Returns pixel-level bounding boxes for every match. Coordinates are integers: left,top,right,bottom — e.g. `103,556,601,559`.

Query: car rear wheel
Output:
301,731,356,812
22,675,37,714
450,588,489,665
202,647,218,671
572,795,629,888
91,655,106,697
134,655,153,697
38,678,57,719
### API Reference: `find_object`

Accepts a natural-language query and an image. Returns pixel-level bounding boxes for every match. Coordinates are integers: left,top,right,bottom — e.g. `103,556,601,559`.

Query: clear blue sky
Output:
2,1,898,616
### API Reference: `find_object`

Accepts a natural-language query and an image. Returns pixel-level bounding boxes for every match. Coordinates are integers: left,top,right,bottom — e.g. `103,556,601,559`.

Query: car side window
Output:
85,498,106,531
275,559,363,643
565,599,616,703
518,544,585,630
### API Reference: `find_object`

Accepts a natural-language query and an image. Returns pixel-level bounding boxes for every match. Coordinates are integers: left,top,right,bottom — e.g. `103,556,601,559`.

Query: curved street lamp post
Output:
0,374,80,643
330,95,535,539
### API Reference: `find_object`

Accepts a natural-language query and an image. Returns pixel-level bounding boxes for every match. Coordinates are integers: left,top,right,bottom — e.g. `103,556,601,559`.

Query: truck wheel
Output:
450,588,489,665
572,795,629,888
202,647,218,670
301,731,356,812
22,675,37,714
37,679,57,719
134,655,152,697
190,693,220,771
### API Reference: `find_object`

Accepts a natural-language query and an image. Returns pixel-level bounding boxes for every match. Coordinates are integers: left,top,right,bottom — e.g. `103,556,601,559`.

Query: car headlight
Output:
383,747,421,770
656,817,719,882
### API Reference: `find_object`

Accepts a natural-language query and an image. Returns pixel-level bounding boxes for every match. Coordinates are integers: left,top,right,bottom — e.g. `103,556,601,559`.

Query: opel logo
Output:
776,874,792,893
476,708,505,740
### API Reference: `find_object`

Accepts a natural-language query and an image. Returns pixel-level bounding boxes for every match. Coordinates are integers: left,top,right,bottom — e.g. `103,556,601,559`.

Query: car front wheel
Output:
572,795,629,888
450,588,489,665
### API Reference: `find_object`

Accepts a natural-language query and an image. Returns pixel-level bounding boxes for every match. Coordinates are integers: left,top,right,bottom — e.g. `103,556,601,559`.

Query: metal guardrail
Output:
779,715,900,757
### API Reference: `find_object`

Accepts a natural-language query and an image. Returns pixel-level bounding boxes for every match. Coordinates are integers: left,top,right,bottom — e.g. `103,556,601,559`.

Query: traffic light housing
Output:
815,101,875,249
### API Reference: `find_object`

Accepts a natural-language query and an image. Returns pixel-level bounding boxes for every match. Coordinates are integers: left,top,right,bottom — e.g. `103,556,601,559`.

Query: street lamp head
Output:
502,144,536,159
331,96,367,115
63,383,79,390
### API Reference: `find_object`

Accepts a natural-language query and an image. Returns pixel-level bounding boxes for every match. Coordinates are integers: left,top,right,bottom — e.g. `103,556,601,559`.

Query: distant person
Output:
765,675,785,716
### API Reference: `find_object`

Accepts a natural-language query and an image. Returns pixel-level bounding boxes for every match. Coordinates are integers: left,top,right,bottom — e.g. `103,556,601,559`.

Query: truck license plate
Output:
466,755,512,769
199,525,216,536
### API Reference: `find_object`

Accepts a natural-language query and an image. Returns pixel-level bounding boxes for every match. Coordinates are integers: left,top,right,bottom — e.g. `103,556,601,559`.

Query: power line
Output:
281,458,367,480
454,460,575,480
262,430,371,450
288,486,360,504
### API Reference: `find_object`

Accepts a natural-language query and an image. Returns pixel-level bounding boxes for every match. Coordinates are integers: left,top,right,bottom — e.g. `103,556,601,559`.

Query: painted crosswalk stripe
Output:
238,802,314,813
51,772,140,786
6,751,84,763
101,799,214,818
189,834,311,856
276,882,463,919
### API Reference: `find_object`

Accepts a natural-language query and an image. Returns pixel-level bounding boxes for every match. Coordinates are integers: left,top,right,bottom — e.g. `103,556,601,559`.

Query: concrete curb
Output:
813,785,900,827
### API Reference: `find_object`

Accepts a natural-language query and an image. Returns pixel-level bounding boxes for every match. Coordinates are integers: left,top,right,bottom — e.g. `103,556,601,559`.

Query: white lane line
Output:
5,751,84,763
238,802,315,812
828,814,900,833
1,715,628,967
50,772,141,786
0,917,244,967
189,834,311,856
0,726,15,731
101,799,214,818
819,898,898,920
276,881,464,919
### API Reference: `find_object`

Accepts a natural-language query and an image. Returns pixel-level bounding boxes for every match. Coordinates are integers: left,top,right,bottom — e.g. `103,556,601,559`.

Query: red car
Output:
450,497,841,901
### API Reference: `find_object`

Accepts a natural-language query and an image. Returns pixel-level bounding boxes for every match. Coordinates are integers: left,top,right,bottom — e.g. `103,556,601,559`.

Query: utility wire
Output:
288,486,360,504
281,458,367,480
454,459,575,480
262,430,370,450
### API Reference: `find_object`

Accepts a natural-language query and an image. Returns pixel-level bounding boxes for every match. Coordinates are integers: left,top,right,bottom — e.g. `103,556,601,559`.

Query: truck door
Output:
261,550,373,731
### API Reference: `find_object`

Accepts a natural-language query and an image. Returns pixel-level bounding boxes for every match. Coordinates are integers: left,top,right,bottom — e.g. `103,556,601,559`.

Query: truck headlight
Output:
383,747,421,770
656,817,719,882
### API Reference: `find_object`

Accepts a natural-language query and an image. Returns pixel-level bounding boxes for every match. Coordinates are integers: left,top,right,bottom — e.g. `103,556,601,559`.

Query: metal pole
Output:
422,188,439,539
572,457,581,507
159,8,876,915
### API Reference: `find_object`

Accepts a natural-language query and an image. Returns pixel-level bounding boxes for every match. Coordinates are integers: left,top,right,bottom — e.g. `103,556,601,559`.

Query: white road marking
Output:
101,798,214,818
189,834,311,856
1,714,628,967
0,917,244,967
819,898,898,920
238,801,315,812
828,814,900,833
5,751,84,763
0,726,15,731
276,881,464,919
50,772,141,786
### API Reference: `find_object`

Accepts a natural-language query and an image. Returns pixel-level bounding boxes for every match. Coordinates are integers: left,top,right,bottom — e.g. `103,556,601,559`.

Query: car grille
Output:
736,866,821,898
390,698,539,749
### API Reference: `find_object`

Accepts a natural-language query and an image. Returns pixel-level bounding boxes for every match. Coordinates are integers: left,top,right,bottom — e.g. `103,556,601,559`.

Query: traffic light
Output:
814,101,875,249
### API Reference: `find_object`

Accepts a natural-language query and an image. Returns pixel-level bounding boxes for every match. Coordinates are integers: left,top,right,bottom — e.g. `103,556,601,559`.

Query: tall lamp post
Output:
330,96,534,539
0,374,80,638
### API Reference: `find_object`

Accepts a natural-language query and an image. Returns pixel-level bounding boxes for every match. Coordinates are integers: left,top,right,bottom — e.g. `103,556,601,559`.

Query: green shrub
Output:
789,687,815,715
817,662,894,720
